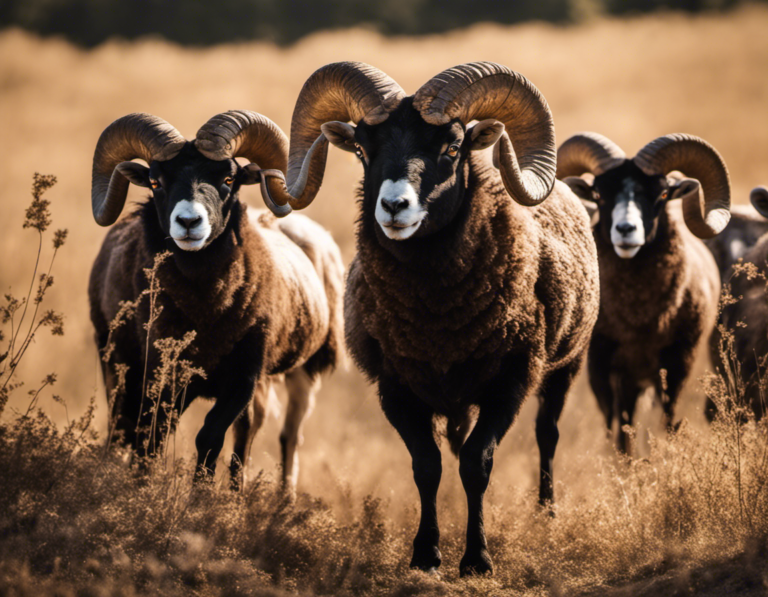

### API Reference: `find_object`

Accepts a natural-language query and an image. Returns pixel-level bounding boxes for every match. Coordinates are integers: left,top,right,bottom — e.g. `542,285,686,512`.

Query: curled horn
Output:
634,134,731,238
258,62,406,216
750,186,768,219
195,110,292,216
413,61,556,206
91,113,186,226
556,132,627,179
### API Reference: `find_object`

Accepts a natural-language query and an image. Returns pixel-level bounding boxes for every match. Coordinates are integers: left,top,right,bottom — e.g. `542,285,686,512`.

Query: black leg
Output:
458,357,530,577
615,374,642,454
196,388,254,480
658,336,697,431
588,334,618,433
536,358,582,509
195,332,263,481
229,384,267,491
108,357,144,450
379,376,442,572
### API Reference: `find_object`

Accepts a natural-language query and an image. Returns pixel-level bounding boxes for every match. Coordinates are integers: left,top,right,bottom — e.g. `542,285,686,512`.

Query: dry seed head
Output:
39,309,64,336
23,173,57,232
34,274,54,305
53,229,68,249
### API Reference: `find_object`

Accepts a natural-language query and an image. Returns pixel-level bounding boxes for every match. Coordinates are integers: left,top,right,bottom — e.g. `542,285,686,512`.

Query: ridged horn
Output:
413,61,556,206
91,113,186,226
195,110,291,216
259,62,406,215
556,132,627,179
750,186,768,219
634,134,731,239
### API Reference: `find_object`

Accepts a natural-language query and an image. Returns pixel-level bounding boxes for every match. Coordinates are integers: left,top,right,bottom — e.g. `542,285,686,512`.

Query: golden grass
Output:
2,6,768,594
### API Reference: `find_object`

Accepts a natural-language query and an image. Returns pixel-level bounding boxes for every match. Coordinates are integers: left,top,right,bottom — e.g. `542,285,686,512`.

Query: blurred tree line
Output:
0,0,759,47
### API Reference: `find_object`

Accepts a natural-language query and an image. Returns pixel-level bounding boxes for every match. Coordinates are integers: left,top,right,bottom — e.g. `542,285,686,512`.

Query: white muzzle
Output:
375,178,426,241
170,200,211,251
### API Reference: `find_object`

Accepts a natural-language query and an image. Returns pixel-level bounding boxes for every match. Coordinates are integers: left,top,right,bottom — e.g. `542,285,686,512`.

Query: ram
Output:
89,111,343,490
707,186,768,421
257,61,600,577
557,132,731,452
704,198,768,280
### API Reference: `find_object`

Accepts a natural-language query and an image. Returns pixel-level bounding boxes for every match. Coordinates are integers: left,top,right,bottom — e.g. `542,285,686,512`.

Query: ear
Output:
563,176,599,226
116,161,151,188
669,177,701,203
563,176,594,200
468,119,505,151
321,121,357,153
750,186,768,219
240,163,262,186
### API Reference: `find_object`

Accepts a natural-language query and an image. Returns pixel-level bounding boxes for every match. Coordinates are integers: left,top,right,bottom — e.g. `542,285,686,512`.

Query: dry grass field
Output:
2,5,768,595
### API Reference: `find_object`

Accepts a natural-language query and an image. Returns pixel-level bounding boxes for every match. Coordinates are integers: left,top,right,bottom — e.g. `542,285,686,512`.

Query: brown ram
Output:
259,61,600,577
558,132,731,452
89,111,343,491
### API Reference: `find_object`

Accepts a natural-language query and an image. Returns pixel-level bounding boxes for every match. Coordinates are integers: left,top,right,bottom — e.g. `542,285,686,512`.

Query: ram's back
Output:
248,208,344,373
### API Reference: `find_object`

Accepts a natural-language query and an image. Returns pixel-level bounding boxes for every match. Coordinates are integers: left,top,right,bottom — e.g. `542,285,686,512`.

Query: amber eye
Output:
149,179,160,189
660,190,669,200
225,176,235,186
446,144,460,158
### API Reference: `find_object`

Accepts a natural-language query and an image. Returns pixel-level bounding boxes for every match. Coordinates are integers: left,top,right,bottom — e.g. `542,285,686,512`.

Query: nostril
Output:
382,197,409,215
176,215,202,229
616,222,637,234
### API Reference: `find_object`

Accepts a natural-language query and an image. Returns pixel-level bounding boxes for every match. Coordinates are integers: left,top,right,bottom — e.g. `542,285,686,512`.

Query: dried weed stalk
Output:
0,173,67,416
99,250,205,462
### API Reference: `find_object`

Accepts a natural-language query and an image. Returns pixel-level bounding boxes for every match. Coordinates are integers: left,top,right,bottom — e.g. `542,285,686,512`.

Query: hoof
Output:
538,498,556,518
410,545,441,572
193,465,214,484
416,566,441,579
459,548,493,577
279,480,298,504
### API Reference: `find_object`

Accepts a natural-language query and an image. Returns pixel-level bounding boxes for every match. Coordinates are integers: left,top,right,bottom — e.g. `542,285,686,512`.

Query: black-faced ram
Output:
703,200,768,280
707,186,768,421
558,132,731,452
259,61,600,577
88,111,344,491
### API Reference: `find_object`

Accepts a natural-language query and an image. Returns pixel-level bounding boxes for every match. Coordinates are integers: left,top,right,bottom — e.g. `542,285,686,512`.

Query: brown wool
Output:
593,204,719,382
89,205,344,378
345,153,600,407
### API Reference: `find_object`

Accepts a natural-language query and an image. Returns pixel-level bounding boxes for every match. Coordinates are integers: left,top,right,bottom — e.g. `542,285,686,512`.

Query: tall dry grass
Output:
1,6,768,595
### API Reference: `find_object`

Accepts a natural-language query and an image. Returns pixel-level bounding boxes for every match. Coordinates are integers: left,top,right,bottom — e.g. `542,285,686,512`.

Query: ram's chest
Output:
354,245,540,405
135,257,262,375
594,253,685,347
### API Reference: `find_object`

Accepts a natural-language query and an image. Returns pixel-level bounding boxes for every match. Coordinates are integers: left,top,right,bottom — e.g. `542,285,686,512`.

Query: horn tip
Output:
708,209,731,234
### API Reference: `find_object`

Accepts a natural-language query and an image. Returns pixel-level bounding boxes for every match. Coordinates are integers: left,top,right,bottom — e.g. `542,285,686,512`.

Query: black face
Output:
323,98,503,246
356,100,468,243
118,143,259,252
573,160,671,259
